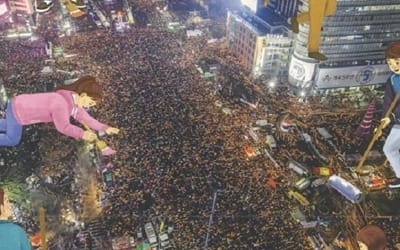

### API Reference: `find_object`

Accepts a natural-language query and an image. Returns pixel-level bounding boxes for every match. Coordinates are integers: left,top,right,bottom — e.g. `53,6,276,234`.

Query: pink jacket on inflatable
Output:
11,89,108,139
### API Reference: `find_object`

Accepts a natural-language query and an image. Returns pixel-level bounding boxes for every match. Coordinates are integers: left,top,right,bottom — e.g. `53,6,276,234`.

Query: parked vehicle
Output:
317,127,333,140
102,168,114,187
248,127,260,143
288,190,310,206
295,178,311,191
144,222,158,248
288,159,309,176
312,166,334,176
159,233,171,248
266,134,277,149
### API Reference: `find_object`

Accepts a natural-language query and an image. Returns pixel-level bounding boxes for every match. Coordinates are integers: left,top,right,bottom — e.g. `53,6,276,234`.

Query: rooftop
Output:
232,7,288,36
257,6,288,28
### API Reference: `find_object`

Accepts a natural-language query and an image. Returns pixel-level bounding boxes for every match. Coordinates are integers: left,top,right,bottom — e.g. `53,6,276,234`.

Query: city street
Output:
0,0,399,249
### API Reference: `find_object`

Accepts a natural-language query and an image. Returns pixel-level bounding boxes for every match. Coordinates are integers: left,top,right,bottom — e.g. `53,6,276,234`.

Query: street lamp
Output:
268,80,276,88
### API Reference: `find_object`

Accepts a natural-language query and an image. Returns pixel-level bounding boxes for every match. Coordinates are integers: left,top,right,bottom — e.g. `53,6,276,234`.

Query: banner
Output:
288,56,316,83
315,64,391,88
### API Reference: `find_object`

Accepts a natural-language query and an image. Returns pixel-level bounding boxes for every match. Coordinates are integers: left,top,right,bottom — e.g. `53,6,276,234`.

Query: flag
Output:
31,233,41,246
280,118,292,132
267,177,277,189
245,146,256,157
355,99,376,137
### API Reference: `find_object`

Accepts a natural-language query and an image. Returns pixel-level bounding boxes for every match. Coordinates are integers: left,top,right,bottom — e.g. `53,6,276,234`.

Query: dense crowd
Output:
1,7,400,250
0,27,312,248
72,28,310,249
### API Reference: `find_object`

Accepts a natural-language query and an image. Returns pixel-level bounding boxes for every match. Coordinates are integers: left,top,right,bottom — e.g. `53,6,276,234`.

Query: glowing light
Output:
268,81,276,88
245,146,256,157
0,1,9,17
6,32,32,38
63,21,71,29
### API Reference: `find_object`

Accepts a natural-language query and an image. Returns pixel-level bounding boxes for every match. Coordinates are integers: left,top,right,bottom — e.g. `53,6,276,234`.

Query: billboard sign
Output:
315,64,391,88
288,56,317,83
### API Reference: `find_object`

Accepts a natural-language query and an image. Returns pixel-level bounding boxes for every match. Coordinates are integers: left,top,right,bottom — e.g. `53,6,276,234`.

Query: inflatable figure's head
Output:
55,75,103,104
357,225,387,250
0,188,12,219
386,41,400,74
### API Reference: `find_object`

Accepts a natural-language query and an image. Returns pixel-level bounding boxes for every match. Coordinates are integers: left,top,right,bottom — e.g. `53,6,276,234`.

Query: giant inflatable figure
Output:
381,41,400,189
291,0,337,61
0,76,119,147
0,187,31,250
356,225,387,250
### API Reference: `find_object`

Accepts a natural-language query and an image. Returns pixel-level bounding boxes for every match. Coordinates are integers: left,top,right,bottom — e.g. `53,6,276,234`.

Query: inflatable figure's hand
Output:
83,131,97,141
374,117,391,137
374,127,382,138
381,117,391,129
106,127,120,135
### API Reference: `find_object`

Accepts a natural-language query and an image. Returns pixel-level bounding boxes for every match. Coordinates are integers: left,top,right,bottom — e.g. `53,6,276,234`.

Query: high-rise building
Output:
267,0,299,18
227,7,292,80
289,0,399,90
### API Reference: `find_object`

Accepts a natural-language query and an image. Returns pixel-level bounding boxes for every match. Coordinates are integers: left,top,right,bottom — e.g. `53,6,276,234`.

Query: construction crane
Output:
39,207,47,250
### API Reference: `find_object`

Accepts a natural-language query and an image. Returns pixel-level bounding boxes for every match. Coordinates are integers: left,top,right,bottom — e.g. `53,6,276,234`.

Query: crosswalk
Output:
72,148,110,249
75,219,111,249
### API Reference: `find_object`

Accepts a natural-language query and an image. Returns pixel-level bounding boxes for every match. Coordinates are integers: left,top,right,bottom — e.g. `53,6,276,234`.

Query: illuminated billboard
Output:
0,0,10,18
241,0,258,13
315,64,391,88
288,55,317,83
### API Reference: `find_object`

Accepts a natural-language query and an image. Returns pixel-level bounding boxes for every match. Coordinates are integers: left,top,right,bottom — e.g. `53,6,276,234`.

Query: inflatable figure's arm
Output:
105,126,120,135
17,226,31,250
51,100,85,139
76,108,119,135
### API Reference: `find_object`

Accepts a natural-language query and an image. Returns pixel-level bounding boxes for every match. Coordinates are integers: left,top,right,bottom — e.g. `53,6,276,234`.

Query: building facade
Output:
289,0,400,90
8,0,33,15
267,0,299,18
0,0,11,21
227,8,292,81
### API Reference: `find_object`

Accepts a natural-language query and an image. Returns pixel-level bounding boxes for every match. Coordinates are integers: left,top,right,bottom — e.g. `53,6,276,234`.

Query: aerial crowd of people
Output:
1,4,400,249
